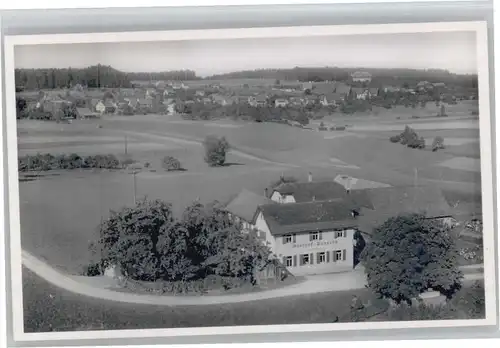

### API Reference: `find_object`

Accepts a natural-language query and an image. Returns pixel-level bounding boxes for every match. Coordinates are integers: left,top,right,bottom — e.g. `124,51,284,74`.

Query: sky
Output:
14,31,477,76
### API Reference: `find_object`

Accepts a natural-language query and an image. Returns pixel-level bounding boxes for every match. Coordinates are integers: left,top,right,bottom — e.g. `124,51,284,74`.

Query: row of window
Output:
283,249,347,267
282,230,347,244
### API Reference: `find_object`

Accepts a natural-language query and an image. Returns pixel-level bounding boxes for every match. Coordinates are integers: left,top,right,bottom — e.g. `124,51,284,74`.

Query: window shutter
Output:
326,251,330,263
292,234,296,243
342,249,347,261
317,252,321,262
333,251,337,262
282,256,286,265
310,253,314,265
309,233,312,241
319,232,323,240
282,236,286,244
293,255,297,267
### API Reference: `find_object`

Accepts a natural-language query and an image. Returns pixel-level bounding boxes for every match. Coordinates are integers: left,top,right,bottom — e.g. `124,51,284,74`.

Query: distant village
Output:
16,70,479,122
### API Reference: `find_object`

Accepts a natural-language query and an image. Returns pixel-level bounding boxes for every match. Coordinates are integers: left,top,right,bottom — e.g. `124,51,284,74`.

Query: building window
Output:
283,234,292,244
310,232,319,241
285,256,293,267
300,254,310,266
334,250,343,261
335,230,346,238
317,252,326,264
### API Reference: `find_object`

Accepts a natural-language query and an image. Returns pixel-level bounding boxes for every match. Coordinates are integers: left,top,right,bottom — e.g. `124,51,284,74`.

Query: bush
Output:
318,122,328,131
90,199,272,284
432,136,445,152
18,153,120,172
389,135,401,143
83,262,103,277
203,135,230,167
162,156,182,171
361,214,463,305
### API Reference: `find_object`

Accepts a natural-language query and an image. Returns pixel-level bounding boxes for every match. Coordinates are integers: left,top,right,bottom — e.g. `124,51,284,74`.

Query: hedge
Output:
18,153,121,172
120,274,249,295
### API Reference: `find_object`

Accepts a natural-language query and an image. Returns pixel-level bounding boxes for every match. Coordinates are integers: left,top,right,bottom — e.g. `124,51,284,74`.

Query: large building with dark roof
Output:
223,180,455,277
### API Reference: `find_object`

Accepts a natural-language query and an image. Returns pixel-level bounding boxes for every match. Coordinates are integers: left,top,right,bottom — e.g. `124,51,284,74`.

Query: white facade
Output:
274,228,356,276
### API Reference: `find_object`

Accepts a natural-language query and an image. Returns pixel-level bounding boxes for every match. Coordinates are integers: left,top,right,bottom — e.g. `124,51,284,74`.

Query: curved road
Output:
22,250,483,306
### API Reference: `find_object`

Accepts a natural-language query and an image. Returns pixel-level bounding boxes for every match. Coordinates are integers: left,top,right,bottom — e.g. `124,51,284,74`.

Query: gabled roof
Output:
334,83,352,95
352,87,367,95
272,181,373,209
76,107,97,116
357,185,453,234
224,189,275,223
312,82,335,96
259,199,359,236
255,94,267,102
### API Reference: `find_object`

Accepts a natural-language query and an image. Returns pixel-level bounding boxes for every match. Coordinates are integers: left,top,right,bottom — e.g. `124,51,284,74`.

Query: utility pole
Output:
133,170,137,205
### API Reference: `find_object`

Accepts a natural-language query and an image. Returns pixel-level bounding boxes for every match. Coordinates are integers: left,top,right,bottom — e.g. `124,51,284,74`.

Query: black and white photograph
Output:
3,21,496,341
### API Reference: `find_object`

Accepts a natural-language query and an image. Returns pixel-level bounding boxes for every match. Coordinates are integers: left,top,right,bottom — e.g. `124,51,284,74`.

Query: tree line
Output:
205,67,478,89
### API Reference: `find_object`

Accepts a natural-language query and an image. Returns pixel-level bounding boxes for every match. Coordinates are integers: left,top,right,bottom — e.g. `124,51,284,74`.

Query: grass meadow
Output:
17,111,482,275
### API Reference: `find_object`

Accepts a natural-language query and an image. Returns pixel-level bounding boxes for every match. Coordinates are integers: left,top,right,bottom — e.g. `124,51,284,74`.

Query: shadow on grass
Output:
220,162,245,167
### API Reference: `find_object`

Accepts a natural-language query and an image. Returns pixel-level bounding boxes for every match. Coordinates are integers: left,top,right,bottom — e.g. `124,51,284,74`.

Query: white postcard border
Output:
3,21,497,342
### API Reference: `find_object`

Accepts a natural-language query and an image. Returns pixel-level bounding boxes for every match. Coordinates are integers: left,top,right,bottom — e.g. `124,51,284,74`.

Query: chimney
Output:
264,188,269,197
312,195,316,202
308,172,313,182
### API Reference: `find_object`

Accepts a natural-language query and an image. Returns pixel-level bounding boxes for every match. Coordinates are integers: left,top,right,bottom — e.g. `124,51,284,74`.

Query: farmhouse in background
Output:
76,107,100,119
224,189,276,233
223,175,455,277
351,71,372,83
357,186,455,233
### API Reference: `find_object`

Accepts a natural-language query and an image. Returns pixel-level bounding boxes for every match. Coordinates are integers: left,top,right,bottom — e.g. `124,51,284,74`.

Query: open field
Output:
22,267,485,332
17,114,483,275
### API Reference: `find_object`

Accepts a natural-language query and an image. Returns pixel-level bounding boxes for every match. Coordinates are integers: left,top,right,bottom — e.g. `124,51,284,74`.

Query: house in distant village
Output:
195,90,206,97
352,87,369,100
351,71,372,83
248,95,267,107
334,83,352,99
275,98,289,108
103,100,117,114
76,107,100,119
320,94,342,107
368,88,379,98
302,82,313,91
210,94,227,106
312,82,336,96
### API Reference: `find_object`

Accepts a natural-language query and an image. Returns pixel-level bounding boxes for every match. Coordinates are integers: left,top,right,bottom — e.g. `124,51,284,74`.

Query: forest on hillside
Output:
206,67,478,88
16,65,478,91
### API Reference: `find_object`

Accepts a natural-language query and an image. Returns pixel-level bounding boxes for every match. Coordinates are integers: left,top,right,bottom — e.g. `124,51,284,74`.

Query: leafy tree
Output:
203,135,230,166
360,214,463,305
93,199,177,281
16,97,27,119
162,156,182,171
